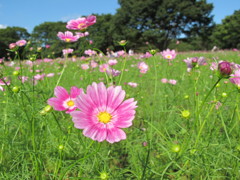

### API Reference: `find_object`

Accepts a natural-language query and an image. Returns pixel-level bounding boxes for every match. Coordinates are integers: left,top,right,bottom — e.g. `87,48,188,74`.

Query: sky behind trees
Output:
0,0,239,33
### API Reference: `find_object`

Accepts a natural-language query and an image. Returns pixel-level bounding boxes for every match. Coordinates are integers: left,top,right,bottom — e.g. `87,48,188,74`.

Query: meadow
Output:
0,48,240,180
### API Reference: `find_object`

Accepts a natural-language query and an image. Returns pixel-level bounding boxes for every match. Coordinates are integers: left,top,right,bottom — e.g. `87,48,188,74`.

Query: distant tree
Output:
212,10,240,49
87,14,115,53
113,0,214,50
0,27,29,58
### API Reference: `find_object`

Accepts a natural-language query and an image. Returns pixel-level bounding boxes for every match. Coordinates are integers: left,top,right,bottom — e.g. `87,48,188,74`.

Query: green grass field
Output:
0,50,240,179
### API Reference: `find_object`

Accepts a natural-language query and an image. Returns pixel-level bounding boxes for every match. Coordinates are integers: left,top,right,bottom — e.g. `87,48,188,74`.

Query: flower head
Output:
161,49,177,60
218,61,233,78
70,82,137,143
138,61,149,74
66,15,96,30
230,69,240,88
62,48,74,55
16,40,27,47
48,86,83,113
57,31,79,42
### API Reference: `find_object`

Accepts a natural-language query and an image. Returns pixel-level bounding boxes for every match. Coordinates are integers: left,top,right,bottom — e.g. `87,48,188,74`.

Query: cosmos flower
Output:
66,15,96,30
183,57,206,72
161,49,177,60
62,48,74,55
229,69,240,87
127,82,138,87
48,86,83,114
108,59,118,66
70,82,137,143
57,31,79,42
137,61,149,74
16,40,27,47
81,64,90,70
84,49,97,56
99,64,109,72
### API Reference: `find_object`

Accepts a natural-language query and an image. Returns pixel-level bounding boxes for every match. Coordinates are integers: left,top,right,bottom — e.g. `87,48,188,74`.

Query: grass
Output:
0,50,240,179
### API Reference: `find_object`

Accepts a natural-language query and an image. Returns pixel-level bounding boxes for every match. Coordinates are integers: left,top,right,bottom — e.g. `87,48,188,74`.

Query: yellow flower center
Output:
77,23,85,29
65,38,71,42
166,55,172,59
97,112,112,124
67,100,75,107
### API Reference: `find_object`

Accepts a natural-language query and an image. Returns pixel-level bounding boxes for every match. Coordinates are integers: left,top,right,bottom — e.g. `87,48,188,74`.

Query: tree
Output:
0,27,30,58
114,0,214,50
212,10,240,49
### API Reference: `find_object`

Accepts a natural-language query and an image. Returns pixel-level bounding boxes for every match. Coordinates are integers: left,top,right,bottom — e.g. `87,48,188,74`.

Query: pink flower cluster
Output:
9,40,27,49
48,82,137,143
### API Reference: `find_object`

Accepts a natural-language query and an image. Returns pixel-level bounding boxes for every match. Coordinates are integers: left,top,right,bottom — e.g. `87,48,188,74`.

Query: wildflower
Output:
57,31,79,42
90,60,98,68
48,86,83,114
138,61,149,74
76,32,89,38
183,57,206,72
140,52,152,59
229,69,240,88
161,49,177,60
62,48,74,55
127,82,138,87
16,40,27,47
168,79,177,85
9,43,17,49
99,64,109,72
66,15,96,30
70,82,137,143
108,59,118,66
84,49,96,56
81,64,90,70
106,69,121,77
218,61,233,78
161,78,168,83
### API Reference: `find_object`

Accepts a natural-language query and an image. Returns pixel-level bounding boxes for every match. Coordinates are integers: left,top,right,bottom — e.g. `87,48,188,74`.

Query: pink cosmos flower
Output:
117,50,125,57
108,59,118,66
90,60,98,68
128,82,138,87
229,70,240,87
138,61,149,74
9,43,17,49
45,44,51,48
161,78,168,83
62,48,74,55
76,32,89,38
66,15,96,30
16,40,27,47
99,64,109,72
140,52,152,59
168,79,177,85
81,64,90,70
34,74,45,81
70,82,137,143
84,49,97,56
183,57,206,72
57,31,79,42
46,73,55,77
19,76,28,83
106,69,121,77
0,77,10,91
48,86,83,114
161,49,177,60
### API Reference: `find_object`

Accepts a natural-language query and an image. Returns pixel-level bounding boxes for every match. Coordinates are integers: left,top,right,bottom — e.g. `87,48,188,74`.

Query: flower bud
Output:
13,71,20,76
181,110,190,118
119,40,127,46
171,144,181,153
12,86,20,93
44,105,52,113
218,61,232,78
150,49,157,55
99,172,109,180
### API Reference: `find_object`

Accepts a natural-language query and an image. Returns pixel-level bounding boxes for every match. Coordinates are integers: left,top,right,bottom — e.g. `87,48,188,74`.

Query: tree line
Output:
0,0,240,59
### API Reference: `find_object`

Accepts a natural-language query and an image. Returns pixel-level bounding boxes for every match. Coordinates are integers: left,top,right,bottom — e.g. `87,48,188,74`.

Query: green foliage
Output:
212,10,240,49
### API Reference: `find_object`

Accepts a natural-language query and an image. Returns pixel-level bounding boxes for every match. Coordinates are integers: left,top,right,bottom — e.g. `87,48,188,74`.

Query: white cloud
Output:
0,24,7,29
60,14,83,22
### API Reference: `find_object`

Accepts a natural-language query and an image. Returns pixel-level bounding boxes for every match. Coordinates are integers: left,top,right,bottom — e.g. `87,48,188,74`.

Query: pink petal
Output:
70,86,83,98
106,127,126,143
54,86,69,100
48,97,66,111
106,86,126,113
70,111,92,129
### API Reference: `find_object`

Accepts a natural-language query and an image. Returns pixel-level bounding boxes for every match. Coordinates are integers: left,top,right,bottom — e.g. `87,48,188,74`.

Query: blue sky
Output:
0,0,239,33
